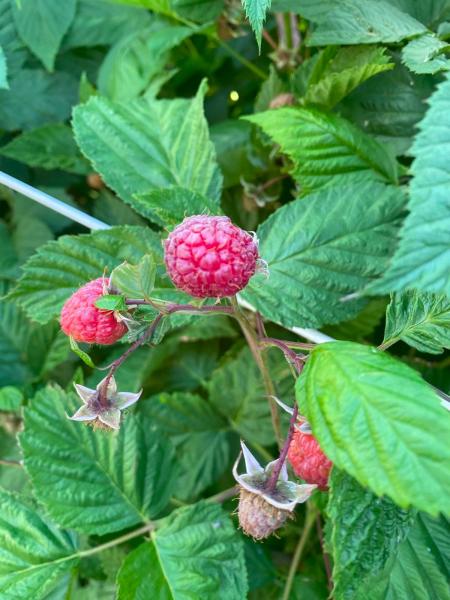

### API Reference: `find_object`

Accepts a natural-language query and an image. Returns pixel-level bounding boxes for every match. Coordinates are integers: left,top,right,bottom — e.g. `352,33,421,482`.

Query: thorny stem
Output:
316,514,333,592
282,504,318,600
230,297,282,448
259,337,306,374
266,403,298,493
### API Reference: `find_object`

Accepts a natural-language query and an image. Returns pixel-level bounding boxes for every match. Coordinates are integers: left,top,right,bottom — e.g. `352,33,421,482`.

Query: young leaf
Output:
402,33,450,74
117,502,248,599
144,392,235,499
241,181,405,329
69,336,96,368
11,0,76,71
132,187,222,227
297,0,426,45
245,108,398,193
111,254,157,300
383,290,450,354
20,385,178,535
296,341,450,515
0,124,90,174
73,80,223,210
328,469,414,599
0,490,79,599
8,226,162,324
241,0,271,50
356,513,450,599
368,74,450,295
95,294,127,311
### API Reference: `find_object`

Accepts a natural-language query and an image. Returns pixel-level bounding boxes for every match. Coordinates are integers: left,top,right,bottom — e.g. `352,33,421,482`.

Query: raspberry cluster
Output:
164,215,259,298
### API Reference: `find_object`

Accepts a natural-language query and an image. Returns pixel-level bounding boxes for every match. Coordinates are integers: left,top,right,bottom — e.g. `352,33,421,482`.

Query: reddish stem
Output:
316,515,333,591
266,402,298,493
260,337,306,373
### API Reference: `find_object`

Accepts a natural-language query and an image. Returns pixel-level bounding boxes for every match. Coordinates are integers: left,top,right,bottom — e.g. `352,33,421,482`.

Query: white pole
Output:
0,171,110,231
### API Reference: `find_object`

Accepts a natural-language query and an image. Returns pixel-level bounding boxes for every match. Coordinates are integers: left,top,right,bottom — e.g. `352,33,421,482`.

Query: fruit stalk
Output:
266,402,298,493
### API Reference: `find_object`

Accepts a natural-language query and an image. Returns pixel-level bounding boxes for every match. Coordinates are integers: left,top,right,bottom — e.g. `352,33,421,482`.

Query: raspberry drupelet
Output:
60,277,127,345
164,215,259,298
288,429,332,490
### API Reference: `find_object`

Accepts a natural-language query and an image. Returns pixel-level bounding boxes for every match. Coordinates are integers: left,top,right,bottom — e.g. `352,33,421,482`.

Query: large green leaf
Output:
20,385,177,535
241,181,405,329
0,490,78,600
328,470,414,600
402,33,450,74
242,0,271,50
144,392,235,500
369,74,450,295
73,81,222,209
0,124,89,174
356,513,450,599
9,226,161,324
383,290,450,353
297,0,426,45
296,341,450,515
11,0,76,71
117,502,248,599
245,108,398,193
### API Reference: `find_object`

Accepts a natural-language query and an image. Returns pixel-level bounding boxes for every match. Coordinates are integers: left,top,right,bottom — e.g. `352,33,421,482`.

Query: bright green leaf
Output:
383,290,450,354
8,226,162,324
0,386,23,411
296,341,450,514
20,385,178,535
95,294,127,311
328,469,414,599
0,490,79,599
402,33,450,74
241,182,405,329
117,502,248,599
297,0,426,46
368,74,450,295
172,0,224,23
245,108,398,192
12,0,76,71
242,0,271,50
72,80,222,208
0,124,90,174
111,254,157,300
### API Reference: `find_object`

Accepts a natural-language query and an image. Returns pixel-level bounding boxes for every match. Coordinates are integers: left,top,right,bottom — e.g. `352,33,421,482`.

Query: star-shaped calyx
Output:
233,441,316,539
69,376,142,430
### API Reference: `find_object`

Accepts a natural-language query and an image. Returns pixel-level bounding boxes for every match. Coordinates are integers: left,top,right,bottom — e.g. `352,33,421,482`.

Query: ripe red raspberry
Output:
288,430,332,490
60,278,127,345
164,215,259,298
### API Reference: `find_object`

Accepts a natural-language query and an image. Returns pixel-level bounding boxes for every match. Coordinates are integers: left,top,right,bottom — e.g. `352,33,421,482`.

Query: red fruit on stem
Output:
60,278,127,345
164,215,259,298
288,429,332,490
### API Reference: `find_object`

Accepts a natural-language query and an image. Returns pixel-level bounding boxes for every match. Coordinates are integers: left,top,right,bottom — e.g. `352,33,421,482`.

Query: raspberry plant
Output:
0,1,450,599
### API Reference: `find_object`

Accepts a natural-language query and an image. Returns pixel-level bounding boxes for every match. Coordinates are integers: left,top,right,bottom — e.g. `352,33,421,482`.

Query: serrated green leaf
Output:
244,108,398,192
117,502,248,599
383,290,450,354
0,386,23,411
144,392,235,500
69,336,96,368
241,181,405,329
302,46,394,109
0,45,8,89
11,0,76,71
242,0,271,50
328,469,414,600
98,23,194,102
402,33,450,74
111,254,156,300
172,0,224,23
297,0,426,46
356,513,450,599
0,490,79,600
296,341,450,515
0,124,90,174
132,187,221,227
9,226,161,324
95,294,127,311
368,74,450,295
20,385,178,535
72,80,222,209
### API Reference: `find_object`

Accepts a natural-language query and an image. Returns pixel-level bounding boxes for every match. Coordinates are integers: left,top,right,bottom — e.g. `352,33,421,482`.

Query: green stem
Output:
79,522,155,558
378,338,398,351
216,39,267,79
282,504,317,600
230,297,282,448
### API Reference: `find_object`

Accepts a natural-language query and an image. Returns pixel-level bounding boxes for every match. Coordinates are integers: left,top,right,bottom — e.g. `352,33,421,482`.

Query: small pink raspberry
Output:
60,278,127,345
164,215,259,298
238,488,290,540
288,430,332,490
